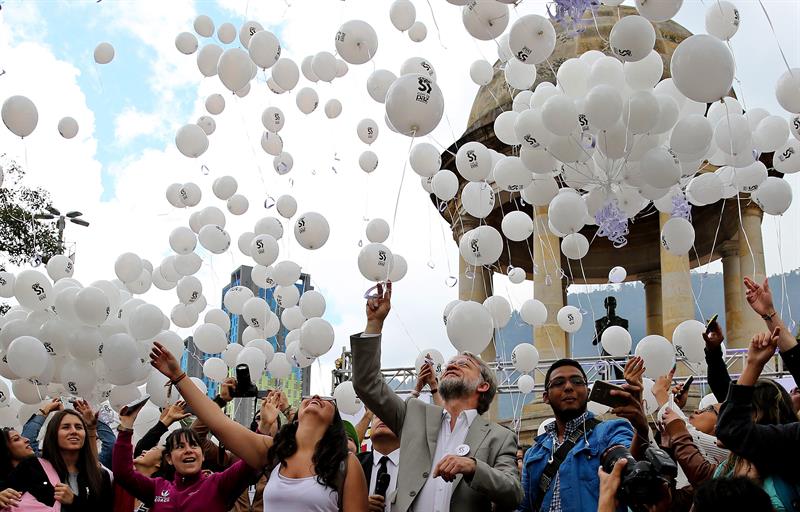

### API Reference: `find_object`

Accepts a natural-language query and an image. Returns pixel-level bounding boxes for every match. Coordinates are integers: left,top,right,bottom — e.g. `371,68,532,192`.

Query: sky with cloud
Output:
1,0,799,398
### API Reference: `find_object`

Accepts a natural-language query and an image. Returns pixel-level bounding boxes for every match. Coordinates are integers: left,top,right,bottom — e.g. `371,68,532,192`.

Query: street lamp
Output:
34,205,89,244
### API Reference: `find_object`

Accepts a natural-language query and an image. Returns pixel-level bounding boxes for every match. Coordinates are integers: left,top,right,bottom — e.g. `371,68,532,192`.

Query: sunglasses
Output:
302,396,337,405
696,405,718,416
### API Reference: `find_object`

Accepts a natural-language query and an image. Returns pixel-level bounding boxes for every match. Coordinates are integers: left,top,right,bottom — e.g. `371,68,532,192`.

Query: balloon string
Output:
496,192,514,273
233,96,269,196
390,132,416,245
775,218,796,331
756,0,795,76
424,0,448,50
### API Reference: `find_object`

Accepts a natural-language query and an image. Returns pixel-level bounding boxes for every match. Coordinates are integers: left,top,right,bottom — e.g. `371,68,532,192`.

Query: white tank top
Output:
262,464,338,512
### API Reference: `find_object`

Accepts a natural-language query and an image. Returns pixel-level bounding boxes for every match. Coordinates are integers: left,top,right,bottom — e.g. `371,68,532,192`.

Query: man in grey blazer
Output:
351,282,523,512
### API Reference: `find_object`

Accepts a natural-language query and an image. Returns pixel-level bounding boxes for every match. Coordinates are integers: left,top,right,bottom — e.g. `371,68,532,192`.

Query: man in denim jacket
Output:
519,359,635,512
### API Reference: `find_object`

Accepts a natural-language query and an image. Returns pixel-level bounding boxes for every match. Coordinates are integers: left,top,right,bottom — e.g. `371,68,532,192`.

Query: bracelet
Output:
39,409,47,416
171,372,187,385
117,425,133,433
165,372,187,399
762,311,777,321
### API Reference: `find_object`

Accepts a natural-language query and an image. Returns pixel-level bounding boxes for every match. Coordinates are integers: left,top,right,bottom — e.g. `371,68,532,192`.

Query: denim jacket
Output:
519,413,634,512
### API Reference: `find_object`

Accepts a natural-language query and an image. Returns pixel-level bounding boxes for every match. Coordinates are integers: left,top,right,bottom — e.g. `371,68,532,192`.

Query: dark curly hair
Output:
266,405,348,490
0,428,21,479
42,410,104,500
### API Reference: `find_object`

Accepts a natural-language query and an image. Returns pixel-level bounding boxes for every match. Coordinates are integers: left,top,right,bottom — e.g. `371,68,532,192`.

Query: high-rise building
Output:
222,265,312,427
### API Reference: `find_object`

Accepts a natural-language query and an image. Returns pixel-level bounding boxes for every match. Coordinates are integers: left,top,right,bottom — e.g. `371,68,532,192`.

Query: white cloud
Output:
113,106,168,146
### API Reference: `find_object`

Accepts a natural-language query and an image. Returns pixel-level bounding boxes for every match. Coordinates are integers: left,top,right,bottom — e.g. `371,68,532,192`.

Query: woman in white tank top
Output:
150,342,369,512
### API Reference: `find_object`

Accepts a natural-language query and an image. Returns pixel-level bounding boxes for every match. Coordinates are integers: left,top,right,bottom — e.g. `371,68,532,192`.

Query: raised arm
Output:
113,410,156,503
702,322,731,402
149,342,271,469
350,282,407,437
23,398,63,456
662,410,717,486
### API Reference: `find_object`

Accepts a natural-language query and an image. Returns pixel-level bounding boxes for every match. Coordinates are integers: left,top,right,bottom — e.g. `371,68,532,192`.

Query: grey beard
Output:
439,376,479,402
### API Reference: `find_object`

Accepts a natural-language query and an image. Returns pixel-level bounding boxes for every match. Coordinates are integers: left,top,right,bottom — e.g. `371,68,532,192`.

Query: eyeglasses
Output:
546,376,588,390
696,405,718,416
302,396,337,405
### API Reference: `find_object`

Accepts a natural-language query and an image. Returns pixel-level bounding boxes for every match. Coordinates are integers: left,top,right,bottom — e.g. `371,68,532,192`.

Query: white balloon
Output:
248,30,281,69
752,176,792,215
366,219,390,243
239,20,264,48
294,212,330,250
494,110,520,145
494,156,531,192
776,68,800,114
335,20,378,65
203,357,228,382
557,306,583,333
103,332,139,371
470,59,494,86
733,161,767,193
299,290,326,318
640,147,681,189
14,270,53,311
260,131,283,156
635,335,676,379
333,380,362,415
548,191,588,235
624,50,663,90
273,261,301,287
358,243,393,282
250,234,279,267
455,142,491,182
390,0,416,31
222,343,243,368
504,58,537,90
194,14,214,37
458,226,503,266
296,87,319,115
410,143,442,177
754,115,789,152
45,255,74,282
271,58,300,91
520,299,547,326
175,124,208,158
1,95,38,138
686,173,723,206
130,304,163,341
560,233,589,260
176,275,202,305
609,15,655,63
198,225,231,254
204,309,231,335
671,35,735,103
56,116,79,139
670,115,713,159
324,99,342,119
357,118,379,145
508,14,555,65
205,94,225,115
512,343,539,373
584,85,622,130
517,374,535,394
388,254,408,282
461,181,495,219
175,31,199,55
601,325,632,356
74,286,110,326
463,0,509,41
274,285,300,309
197,44,223,77
261,106,285,133
705,1,740,41
223,286,254,315
501,211,533,241
660,217,695,255
359,151,379,173
635,0,682,22
212,176,238,201
366,69,396,103
273,152,294,175
217,48,253,92
774,140,800,174
237,346,266,381
193,323,227,354
483,295,512,329
446,301,493,354
94,42,115,64
276,195,297,219
672,319,705,363
385,74,444,137
542,95,577,136
7,336,48,378
432,170,459,201
300,317,335,357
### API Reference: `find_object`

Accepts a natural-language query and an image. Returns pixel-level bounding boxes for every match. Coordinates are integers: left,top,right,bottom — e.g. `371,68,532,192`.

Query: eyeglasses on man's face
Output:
302,395,337,405
546,376,588,390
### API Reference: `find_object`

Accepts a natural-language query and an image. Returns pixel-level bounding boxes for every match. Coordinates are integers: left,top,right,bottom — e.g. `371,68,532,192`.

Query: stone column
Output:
532,206,568,362
737,202,767,342
453,215,497,419
641,272,663,336
659,213,695,341
719,240,745,348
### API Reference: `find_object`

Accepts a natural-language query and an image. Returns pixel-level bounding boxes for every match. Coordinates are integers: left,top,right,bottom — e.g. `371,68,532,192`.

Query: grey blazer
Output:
351,333,523,512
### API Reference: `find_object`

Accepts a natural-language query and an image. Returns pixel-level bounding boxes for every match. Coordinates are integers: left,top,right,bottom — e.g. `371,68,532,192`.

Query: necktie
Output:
375,455,390,496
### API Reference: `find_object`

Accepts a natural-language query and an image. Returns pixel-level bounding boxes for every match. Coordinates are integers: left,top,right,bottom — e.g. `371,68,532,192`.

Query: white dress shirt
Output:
412,408,478,512
369,448,400,512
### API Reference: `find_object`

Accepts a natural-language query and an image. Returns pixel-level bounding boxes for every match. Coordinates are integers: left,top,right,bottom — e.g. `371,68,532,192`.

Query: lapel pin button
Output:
456,444,470,456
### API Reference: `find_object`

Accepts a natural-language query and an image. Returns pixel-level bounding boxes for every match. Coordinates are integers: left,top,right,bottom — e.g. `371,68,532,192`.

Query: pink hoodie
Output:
112,429,257,512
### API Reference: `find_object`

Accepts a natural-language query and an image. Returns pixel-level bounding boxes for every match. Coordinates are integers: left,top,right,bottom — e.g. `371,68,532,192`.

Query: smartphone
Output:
120,394,150,417
588,381,629,408
705,314,719,334
675,376,694,400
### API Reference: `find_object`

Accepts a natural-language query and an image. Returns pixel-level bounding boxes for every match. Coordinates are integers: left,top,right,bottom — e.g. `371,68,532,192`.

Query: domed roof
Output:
466,5,693,132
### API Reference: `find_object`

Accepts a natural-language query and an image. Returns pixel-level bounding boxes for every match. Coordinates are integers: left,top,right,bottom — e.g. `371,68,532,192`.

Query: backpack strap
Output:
533,418,600,512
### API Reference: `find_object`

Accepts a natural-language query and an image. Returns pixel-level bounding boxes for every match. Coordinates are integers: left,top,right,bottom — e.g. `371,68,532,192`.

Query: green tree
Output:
1,155,63,314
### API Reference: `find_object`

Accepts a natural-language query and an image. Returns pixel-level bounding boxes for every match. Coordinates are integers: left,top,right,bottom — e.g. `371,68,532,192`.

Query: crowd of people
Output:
0,276,797,511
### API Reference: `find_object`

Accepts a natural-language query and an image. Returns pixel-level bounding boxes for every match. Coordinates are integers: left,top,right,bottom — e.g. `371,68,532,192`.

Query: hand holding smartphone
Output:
588,381,629,408
120,394,150,417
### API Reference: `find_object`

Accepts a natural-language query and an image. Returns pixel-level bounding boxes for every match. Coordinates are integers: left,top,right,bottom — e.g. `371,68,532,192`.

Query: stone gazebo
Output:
436,7,770,420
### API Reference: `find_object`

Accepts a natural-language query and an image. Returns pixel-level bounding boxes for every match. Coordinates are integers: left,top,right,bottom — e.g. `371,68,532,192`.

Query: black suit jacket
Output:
357,450,374,489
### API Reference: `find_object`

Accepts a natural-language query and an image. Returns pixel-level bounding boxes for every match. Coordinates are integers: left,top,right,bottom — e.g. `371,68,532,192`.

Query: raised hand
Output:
365,281,392,332
260,391,281,429
162,401,190,425
219,377,236,403
652,368,676,407
415,358,438,393
73,399,98,429
41,397,63,416
149,341,183,381
747,328,780,369
744,277,775,318
702,321,724,349
623,356,645,387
